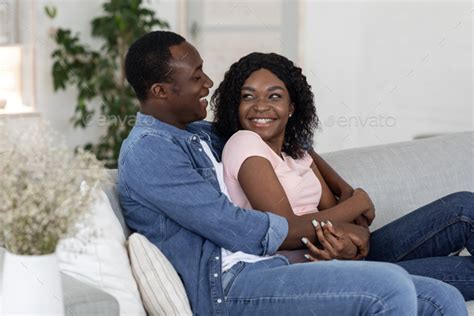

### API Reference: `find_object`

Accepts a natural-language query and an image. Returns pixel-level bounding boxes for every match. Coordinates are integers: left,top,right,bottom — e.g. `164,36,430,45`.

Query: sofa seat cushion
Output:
62,273,119,316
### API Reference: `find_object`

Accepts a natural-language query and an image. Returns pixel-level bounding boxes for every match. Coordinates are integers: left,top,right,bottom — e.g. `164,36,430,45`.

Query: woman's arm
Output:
308,161,338,210
308,149,354,202
309,150,374,227
238,156,371,249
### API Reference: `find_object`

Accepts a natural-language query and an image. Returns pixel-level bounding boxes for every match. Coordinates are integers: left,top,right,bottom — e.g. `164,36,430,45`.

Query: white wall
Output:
15,0,473,152
19,0,178,149
301,0,473,153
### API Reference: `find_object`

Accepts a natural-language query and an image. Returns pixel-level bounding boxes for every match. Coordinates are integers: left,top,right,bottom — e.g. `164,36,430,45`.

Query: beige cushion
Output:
127,233,192,316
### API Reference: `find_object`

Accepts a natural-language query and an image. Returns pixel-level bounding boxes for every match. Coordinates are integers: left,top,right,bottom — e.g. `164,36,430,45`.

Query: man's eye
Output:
193,76,202,81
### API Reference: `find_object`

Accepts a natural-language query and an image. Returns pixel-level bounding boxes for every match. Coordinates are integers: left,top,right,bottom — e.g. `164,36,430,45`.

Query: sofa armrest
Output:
62,273,119,316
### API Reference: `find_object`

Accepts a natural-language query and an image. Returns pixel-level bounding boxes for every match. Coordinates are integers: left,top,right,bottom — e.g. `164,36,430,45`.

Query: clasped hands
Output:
301,220,370,261
301,188,375,261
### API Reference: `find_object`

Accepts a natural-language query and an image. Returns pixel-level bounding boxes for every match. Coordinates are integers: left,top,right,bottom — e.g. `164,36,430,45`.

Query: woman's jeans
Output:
367,191,474,300
222,191,473,315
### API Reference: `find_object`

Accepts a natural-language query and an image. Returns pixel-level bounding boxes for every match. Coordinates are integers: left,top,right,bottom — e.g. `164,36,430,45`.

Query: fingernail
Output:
301,237,309,245
312,220,319,228
326,220,333,227
304,254,311,260
321,221,326,227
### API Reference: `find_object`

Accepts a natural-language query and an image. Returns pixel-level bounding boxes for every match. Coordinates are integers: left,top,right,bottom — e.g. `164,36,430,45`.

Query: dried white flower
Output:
0,123,106,255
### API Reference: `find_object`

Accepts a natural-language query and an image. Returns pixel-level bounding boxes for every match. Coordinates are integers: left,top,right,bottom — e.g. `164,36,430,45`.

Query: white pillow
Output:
127,233,192,316
57,190,146,316
0,247,4,304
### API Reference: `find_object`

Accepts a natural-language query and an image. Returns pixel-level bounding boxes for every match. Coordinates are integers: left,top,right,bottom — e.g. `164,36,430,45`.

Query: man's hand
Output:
353,188,376,226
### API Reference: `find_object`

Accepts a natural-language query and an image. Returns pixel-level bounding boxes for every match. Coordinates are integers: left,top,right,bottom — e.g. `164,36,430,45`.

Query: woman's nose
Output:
254,99,270,112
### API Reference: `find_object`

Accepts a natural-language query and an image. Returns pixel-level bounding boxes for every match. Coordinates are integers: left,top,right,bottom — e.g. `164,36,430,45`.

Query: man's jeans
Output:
222,192,473,315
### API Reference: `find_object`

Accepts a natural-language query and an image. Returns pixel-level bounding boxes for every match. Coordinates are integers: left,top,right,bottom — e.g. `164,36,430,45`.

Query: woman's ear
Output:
150,83,168,99
289,103,295,117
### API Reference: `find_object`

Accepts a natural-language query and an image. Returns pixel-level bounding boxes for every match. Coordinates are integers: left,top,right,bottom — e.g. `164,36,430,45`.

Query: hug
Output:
118,30,474,315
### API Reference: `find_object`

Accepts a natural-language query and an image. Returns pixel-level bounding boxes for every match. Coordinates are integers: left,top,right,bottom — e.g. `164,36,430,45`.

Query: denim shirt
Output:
118,112,289,315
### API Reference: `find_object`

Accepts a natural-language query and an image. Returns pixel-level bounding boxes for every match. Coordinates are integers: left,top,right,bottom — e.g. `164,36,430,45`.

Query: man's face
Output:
166,42,213,126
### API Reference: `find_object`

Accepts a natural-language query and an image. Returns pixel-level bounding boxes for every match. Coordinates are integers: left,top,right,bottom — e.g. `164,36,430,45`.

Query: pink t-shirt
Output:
222,130,322,216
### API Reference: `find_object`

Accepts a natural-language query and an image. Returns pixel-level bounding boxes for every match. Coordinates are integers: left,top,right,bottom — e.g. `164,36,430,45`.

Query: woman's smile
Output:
248,117,278,128
238,68,294,152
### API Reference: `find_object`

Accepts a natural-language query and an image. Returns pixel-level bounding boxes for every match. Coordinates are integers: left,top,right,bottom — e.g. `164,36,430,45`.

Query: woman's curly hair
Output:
211,52,319,159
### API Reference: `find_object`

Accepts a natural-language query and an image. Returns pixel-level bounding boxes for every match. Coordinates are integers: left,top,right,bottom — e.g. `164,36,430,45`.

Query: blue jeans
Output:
367,191,474,300
222,191,472,315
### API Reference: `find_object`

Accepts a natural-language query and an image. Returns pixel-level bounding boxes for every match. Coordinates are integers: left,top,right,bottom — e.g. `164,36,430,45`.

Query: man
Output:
118,31,466,315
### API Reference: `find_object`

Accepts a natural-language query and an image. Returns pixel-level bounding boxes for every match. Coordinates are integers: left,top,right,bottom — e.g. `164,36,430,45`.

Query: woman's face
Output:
238,68,294,146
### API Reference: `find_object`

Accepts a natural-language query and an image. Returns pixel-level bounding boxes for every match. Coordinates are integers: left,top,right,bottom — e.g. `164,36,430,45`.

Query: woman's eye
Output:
242,94,254,100
270,94,281,99
193,76,202,81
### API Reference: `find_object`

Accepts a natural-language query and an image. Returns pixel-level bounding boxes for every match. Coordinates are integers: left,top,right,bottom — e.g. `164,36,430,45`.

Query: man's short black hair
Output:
125,31,186,101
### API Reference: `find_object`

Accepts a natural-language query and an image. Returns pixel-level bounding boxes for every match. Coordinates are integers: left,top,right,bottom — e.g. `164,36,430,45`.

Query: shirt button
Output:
215,256,220,260
192,136,197,141
198,148,203,152
217,299,222,304
213,273,218,278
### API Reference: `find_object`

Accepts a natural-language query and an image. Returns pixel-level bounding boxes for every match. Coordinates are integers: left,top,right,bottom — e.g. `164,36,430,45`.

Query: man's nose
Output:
203,73,213,88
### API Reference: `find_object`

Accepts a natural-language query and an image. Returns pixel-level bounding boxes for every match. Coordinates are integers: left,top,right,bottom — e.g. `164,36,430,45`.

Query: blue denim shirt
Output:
118,112,289,315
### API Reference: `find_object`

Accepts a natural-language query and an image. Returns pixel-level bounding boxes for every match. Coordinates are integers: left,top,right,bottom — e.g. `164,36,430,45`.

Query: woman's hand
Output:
301,220,358,261
354,215,369,229
353,188,376,226
339,189,371,229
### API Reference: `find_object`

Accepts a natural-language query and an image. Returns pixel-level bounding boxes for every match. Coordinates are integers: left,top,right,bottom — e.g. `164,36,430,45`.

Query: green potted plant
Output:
46,0,169,167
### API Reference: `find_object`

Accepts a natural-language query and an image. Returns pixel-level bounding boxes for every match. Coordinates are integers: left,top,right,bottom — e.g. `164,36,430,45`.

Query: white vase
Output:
1,251,64,315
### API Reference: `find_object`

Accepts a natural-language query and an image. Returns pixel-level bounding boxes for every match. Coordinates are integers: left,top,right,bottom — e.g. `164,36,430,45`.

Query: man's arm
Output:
121,135,287,256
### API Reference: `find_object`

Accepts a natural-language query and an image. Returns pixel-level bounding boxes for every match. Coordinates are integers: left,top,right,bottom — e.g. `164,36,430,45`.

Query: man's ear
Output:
150,83,168,99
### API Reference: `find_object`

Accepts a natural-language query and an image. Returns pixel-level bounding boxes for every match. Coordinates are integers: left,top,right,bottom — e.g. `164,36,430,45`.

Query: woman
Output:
211,52,474,301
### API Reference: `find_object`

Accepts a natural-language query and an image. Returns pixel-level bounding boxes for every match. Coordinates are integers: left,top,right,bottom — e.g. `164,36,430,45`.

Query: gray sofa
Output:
2,131,473,314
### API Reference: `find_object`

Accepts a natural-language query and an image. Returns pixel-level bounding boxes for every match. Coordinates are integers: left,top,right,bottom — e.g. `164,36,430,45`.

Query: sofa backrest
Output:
321,131,473,230
103,131,473,235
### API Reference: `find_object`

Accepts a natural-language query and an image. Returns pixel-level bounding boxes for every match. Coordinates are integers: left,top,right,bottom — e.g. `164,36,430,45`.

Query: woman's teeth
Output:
251,118,275,123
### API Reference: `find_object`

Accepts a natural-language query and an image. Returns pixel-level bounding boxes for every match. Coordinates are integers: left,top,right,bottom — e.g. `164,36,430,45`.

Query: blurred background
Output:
0,0,472,166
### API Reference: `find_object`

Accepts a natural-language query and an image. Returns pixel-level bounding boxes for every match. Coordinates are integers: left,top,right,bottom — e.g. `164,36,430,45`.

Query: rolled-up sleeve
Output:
262,212,289,255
